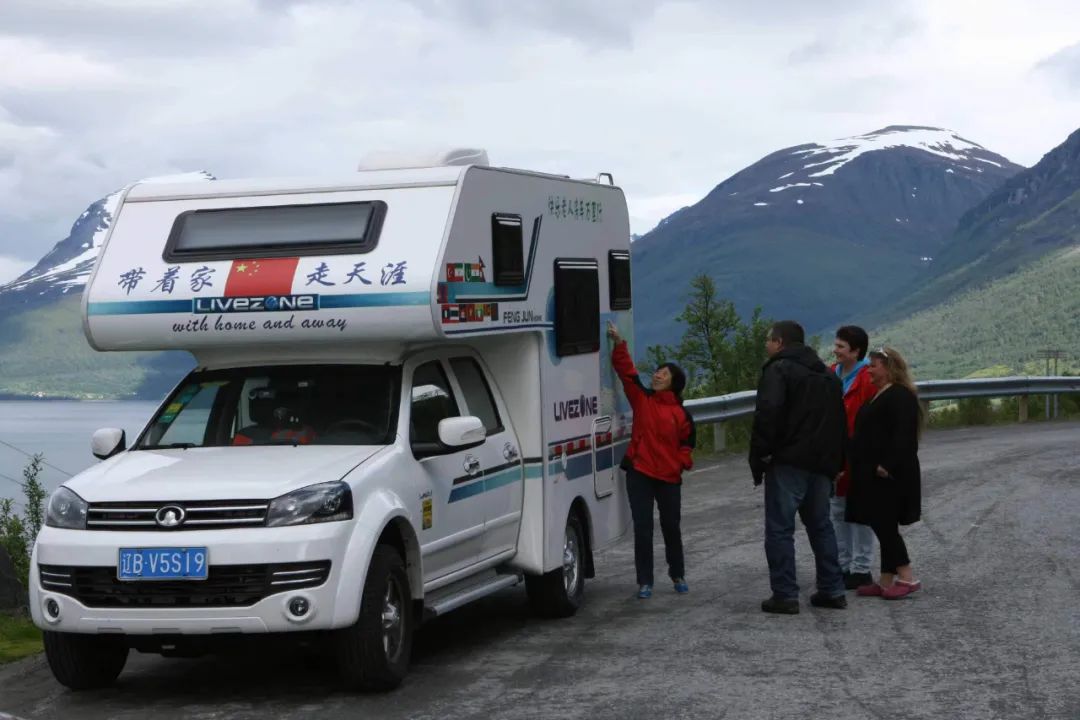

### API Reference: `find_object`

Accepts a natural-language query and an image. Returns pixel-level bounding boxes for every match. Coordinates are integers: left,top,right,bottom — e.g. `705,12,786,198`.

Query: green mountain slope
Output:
874,246,1080,379
871,127,1080,325
0,296,190,399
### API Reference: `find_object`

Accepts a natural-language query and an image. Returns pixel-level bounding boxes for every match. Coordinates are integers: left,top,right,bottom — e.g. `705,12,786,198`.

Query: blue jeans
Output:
764,464,845,600
830,496,874,575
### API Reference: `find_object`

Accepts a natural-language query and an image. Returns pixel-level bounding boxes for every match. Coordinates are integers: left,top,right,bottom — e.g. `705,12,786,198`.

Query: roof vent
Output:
357,148,489,171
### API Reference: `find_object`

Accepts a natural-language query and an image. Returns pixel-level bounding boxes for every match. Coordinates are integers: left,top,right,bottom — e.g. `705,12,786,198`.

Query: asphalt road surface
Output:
2,421,1078,720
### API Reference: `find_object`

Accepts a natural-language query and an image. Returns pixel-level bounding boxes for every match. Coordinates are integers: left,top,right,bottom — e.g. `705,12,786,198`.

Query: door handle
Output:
503,443,519,462
464,455,481,476
593,415,613,433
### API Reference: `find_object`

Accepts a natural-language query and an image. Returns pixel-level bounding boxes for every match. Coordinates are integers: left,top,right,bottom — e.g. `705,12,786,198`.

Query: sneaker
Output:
809,592,847,609
856,582,884,597
760,596,800,614
882,579,921,600
844,572,873,590
637,585,653,599
673,578,689,594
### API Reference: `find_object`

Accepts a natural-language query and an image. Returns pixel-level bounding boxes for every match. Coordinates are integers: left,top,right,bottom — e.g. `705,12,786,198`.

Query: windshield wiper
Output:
140,442,197,450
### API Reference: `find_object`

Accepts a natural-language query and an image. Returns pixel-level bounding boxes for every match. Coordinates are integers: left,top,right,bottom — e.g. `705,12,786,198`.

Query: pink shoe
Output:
882,579,921,600
856,583,884,597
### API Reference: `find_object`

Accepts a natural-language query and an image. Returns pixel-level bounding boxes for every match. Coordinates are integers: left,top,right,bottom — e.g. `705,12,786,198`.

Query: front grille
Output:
39,561,331,608
86,500,269,531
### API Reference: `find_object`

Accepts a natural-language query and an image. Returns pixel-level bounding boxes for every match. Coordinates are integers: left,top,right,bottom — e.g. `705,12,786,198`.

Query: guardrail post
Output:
713,422,726,452
1018,395,1029,423
920,399,930,421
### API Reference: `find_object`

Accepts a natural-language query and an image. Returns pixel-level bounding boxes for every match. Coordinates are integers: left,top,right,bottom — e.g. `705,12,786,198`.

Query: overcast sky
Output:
1,0,1079,284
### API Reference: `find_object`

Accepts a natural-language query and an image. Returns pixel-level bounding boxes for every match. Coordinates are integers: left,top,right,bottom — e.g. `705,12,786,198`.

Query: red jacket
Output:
831,362,877,496
613,341,694,483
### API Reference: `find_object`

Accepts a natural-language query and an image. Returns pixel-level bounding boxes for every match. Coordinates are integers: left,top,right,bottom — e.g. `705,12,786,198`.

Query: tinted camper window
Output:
165,201,386,261
554,259,600,357
492,214,525,286
608,250,632,310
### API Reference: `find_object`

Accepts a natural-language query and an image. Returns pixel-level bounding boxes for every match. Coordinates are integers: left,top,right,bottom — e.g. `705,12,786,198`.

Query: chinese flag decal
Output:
224,258,300,297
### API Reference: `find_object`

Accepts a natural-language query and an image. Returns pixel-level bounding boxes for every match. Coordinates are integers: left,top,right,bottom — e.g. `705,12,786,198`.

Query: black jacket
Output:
845,384,922,526
749,345,846,481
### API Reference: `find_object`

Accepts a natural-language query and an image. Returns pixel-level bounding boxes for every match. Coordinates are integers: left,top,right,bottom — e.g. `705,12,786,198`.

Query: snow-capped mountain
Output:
632,125,1023,348
0,172,215,310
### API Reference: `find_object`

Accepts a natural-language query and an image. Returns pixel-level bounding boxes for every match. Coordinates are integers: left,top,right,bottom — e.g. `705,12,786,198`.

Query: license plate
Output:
118,547,208,581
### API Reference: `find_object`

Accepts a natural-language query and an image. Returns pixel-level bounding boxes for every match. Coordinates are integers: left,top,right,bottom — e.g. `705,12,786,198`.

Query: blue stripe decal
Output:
444,323,553,335
564,454,593,481
444,283,528,302
448,463,540,504
88,292,430,316
596,447,615,471
320,292,429,308
88,300,193,315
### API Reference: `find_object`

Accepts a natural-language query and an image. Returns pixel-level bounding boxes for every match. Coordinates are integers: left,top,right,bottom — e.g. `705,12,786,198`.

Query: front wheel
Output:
43,631,129,690
335,544,413,691
525,512,586,618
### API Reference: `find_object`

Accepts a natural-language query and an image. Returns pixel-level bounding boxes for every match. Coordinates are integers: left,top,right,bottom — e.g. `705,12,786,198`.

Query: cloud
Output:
1035,42,1080,90
0,255,31,286
0,0,1079,261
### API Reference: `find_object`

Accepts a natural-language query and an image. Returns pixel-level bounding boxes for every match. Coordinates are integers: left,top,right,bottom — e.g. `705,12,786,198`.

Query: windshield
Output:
137,364,401,449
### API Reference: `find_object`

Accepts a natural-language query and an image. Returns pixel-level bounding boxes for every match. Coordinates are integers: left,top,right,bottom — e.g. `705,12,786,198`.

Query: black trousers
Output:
626,468,684,586
870,519,910,574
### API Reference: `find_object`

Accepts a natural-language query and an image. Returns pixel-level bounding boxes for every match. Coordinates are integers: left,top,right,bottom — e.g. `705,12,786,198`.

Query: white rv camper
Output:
30,152,636,691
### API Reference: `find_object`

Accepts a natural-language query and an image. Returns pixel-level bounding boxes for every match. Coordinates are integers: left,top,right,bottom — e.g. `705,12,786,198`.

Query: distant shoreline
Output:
0,394,150,402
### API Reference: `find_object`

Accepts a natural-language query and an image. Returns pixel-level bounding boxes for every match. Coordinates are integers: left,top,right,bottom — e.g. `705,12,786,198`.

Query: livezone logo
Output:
192,294,320,314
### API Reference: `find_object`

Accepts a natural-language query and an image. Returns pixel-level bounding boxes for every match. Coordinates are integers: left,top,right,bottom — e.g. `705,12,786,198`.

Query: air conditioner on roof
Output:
357,148,489,171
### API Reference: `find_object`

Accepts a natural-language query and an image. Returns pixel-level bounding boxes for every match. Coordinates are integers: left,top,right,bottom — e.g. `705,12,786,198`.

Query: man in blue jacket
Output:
750,320,847,614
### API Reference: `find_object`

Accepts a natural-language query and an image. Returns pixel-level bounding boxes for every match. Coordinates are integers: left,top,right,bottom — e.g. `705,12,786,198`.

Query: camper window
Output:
553,258,600,357
410,361,461,455
449,357,503,436
491,213,525,286
164,201,387,261
136,364,400,449
608,250,632,310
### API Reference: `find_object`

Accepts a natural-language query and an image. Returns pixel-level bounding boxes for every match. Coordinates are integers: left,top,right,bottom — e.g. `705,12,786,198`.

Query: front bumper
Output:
31,522,356,635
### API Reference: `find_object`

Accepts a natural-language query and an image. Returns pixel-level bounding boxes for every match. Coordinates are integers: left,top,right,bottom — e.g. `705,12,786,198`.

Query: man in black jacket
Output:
750,320,847,614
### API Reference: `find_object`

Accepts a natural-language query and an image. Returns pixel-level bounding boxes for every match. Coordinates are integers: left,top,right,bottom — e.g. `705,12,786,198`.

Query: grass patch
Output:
0,612,42,664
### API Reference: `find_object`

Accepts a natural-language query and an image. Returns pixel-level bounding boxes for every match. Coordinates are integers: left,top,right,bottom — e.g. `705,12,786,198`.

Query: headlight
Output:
45,487,88,530
266,481,353,528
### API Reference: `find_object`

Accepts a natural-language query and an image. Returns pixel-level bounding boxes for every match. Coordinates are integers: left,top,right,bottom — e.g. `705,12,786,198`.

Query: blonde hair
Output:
869,346,924,430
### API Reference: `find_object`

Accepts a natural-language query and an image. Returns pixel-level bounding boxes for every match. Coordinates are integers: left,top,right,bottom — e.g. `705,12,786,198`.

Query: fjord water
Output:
0,401,158,495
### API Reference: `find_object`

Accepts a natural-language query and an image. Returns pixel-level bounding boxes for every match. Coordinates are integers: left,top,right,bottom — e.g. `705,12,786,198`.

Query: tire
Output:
525,512,586,618
43,631,129,690
335,544,413,692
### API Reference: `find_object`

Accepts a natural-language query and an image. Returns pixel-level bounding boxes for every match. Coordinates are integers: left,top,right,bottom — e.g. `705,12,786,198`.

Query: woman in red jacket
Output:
607,321,695,599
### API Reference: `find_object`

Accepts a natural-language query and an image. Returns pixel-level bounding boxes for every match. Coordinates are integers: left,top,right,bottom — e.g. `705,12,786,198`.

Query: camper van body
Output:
30,161,636,690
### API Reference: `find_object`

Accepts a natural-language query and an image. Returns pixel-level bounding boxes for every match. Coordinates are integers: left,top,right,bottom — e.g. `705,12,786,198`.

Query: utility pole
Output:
1036,349,1066,419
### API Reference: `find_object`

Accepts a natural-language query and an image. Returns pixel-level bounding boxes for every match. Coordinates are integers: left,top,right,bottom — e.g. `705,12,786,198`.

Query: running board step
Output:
425,573,521,618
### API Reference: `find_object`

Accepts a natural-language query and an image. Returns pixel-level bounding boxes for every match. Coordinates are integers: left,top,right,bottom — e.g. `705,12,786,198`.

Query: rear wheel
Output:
43,631,128,690
525,512,586,618
335,544,413,691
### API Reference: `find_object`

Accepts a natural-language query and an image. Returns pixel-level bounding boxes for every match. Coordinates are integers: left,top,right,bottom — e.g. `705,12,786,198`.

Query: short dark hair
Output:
835,325,870,360
659,362,687,398
769,320,805,347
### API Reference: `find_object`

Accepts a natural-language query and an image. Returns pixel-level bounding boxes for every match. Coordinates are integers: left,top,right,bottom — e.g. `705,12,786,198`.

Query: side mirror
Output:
91,428,126,460
436,416,486,449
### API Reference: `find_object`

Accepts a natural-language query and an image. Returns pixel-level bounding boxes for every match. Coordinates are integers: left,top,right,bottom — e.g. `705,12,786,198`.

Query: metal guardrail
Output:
685,376,1080,425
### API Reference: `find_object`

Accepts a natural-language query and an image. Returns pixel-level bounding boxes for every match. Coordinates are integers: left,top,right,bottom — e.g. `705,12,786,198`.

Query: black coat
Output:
749,345,847,480
846,384,922,526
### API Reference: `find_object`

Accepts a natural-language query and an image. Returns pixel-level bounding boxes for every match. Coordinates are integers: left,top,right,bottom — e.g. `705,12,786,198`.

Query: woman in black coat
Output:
846,346,923,600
